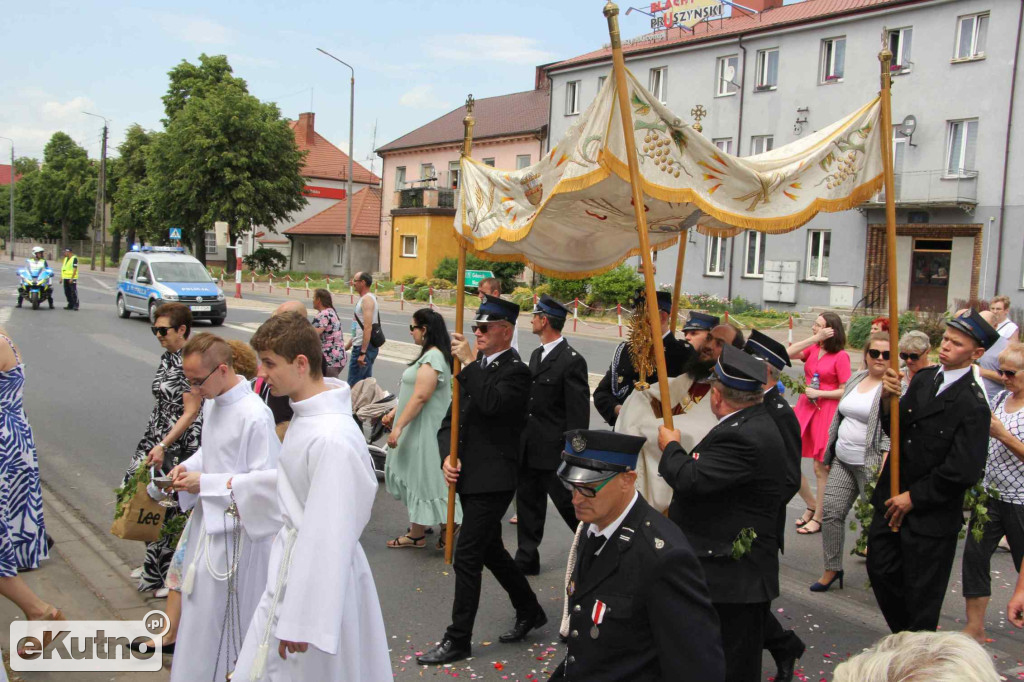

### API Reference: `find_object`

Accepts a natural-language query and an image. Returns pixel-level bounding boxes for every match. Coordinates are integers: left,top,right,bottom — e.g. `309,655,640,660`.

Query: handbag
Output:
355,296,386,348
111,479,165,543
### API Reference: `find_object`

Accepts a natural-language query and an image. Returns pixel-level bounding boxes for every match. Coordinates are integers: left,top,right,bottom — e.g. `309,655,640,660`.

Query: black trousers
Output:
962,499,1024,598
762,608,803,664
514,464,578,569
446,491,540,645
867,515,959,633
714,601,767,682
63,280,78,309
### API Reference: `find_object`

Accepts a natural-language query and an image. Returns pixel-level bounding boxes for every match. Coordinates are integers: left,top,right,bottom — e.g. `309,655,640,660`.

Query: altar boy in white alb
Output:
169,333,281,682
234,312,392,682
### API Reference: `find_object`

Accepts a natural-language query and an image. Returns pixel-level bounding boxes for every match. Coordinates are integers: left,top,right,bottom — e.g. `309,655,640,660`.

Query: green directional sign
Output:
464,269,495,287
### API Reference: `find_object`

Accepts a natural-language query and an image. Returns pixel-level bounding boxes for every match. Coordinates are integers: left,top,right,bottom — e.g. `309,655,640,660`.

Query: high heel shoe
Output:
809,570,844,592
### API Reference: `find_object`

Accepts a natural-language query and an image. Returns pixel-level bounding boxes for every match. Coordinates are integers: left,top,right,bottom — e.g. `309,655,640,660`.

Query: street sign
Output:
464,269,494,287
169,228,182,240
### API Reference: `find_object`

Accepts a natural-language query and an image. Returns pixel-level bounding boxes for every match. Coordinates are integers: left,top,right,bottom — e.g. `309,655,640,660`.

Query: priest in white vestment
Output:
234,311,392,682
169,333,281,682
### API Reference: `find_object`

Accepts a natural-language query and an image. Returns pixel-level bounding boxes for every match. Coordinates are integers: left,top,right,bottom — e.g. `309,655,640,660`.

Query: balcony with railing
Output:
865,169,978,209
393,187,457,213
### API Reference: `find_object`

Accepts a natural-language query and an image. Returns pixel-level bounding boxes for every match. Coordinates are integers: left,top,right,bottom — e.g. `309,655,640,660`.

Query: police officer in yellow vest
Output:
61,247,79,311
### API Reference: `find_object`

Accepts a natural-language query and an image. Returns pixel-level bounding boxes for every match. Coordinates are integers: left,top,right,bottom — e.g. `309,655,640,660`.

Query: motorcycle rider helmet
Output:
32,246,44,256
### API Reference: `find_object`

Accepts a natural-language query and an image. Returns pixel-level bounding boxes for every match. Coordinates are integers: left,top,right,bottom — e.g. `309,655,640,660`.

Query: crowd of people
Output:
1,277,1022,681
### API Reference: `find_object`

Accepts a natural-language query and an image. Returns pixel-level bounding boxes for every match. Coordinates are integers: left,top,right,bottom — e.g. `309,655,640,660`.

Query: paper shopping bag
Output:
111,481,164,542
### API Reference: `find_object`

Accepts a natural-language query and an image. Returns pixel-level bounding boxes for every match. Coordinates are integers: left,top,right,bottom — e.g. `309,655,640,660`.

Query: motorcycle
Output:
17,260,55,310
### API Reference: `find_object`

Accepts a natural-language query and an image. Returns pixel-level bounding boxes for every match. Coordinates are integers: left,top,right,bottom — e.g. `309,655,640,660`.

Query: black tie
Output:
579,532,607,577
930,371,945,400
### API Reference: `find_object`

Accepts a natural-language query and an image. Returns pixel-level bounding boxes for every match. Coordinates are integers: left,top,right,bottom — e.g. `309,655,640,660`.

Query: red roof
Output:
548,0,921,71
0,165,21,186
289,113,380,184
376,89,549,154
284,186,381,237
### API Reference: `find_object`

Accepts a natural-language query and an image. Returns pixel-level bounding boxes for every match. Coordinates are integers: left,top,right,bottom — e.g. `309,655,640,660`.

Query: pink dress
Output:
793,346,852,461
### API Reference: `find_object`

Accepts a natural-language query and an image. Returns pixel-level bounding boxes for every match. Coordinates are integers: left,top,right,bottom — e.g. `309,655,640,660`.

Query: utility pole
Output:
0,137,13,261
84,112,110,270
316,48,355,281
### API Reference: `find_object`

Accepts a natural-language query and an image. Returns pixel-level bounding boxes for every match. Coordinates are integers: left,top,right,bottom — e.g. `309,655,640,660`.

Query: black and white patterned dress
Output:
985,390,1024,504
123,349,202,591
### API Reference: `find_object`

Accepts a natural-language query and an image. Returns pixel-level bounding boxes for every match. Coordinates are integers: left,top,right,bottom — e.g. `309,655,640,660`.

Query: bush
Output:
511,287,536,311
413,277,429,288
243,247,288,273
433,255,526,293
547,277,588,303
398,274,417,286
688,292,728,313
913,312,948,349
414,288,430,301
589,265,644,306
428,278,453,290
728,295,757,315
847,315,874,349
533,283,550,298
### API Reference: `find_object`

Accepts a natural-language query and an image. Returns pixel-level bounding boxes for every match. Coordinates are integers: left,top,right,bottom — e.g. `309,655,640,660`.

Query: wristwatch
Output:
155,442,166,450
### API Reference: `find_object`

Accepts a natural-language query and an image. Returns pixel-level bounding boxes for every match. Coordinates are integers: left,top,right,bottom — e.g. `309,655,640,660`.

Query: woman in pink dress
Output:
788,312,851,535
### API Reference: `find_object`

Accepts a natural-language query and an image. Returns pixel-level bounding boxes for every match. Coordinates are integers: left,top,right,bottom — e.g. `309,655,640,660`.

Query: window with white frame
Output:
706,235,725,275
516,154,531,170
750,135,774,155
298,242,306,264
649,67,667,103
597,75,607,92
888,27,913,72
820,37,846,83
204,230,218,255
482,158,495,167
395,166,406,190
806,230,831,281
401,235,418,258
744,231,766,277
955,13,988,60
448,161,460,189
755,48,779,90
716,55,739,96
421,163,434,182
566,80,581,115
945,118,978,176
713,138,733,154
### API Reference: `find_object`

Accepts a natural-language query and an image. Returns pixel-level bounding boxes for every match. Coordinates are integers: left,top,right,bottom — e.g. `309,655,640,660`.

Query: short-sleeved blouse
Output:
793,345,852,461
985,390,1024,504
313,307,346,369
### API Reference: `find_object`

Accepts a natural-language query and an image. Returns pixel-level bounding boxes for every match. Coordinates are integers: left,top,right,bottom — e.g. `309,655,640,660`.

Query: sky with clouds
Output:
0,0,803,170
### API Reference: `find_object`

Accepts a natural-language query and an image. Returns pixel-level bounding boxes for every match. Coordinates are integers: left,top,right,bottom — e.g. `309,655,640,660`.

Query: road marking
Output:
90,277,112,291
225,323,257,334
0,306,10,326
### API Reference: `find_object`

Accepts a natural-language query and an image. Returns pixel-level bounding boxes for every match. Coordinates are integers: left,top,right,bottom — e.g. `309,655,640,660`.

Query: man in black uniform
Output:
867,309,996,633
419,295,547,665
745,329,805,681
593,291,694,426
549,429,724,681
683,311,720,355
657,345,788,682
515,295,591,575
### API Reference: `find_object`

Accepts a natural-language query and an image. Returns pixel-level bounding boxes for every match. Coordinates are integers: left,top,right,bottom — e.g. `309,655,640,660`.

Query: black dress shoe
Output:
773,642,805,682
417,638,471,665
498,608,547,643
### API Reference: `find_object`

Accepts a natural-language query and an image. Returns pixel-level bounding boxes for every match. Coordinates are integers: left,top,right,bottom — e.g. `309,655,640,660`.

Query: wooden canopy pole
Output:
669,232,688,333
445,95,475,564
605,1,673,429
878,44,902,499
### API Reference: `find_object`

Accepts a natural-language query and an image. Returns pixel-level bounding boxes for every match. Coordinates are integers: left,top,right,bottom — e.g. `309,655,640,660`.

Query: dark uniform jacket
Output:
593,334,693,427
764,385,801,553
521,339,591,470
549,493,724,682
659,402,788,604
438,348,531,495
872,365,990,537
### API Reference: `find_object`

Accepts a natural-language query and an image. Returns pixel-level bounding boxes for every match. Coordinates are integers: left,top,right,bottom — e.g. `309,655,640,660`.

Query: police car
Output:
115,246,227,325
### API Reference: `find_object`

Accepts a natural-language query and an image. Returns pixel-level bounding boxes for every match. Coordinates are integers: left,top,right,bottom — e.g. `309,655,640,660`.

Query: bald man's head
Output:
980,310,997,325
273,300,307,317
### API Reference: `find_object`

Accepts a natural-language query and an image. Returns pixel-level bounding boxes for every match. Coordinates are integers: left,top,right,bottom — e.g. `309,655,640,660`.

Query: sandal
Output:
795,508,816,528
437,524,461,550
797,519,822,535
387,534,425,549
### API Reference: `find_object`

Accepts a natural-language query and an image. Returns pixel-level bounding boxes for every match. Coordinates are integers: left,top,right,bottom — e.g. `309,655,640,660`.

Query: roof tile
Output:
288,117,380,184
284,186,382,237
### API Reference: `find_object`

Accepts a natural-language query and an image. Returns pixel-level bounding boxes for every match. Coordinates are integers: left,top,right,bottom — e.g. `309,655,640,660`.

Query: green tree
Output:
110,125,160,260
433,254,526,293
162,54,247,122
13,157,40,176
243,247,288,272
588,265,643,306
31,133,96,247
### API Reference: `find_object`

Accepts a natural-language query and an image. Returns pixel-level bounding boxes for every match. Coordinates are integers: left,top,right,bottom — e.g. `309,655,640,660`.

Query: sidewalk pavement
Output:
1,486,169,681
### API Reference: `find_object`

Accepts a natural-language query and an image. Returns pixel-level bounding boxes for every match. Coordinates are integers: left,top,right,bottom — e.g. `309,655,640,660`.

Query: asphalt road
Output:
3,262,1023,680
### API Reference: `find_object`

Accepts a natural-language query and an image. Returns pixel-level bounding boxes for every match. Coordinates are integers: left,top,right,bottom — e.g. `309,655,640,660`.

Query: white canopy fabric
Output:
454,68,884,278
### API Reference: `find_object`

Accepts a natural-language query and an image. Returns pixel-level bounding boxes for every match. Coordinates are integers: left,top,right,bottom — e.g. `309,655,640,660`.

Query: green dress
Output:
384,347,462,526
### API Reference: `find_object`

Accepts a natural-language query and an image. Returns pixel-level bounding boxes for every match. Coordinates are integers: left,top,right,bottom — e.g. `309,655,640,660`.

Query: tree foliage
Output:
588,265,644,306
243,247,288,272
30,133,96,244
433,254,526,293
110,124,160,255
162,54,247,123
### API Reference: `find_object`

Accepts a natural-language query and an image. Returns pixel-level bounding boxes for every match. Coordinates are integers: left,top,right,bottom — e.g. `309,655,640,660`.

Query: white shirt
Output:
540,336,565,362
936,366,972,396
588,490,639,543
482,347,514,368
717,409,741,424
997,319,1019,340
835,382,880,467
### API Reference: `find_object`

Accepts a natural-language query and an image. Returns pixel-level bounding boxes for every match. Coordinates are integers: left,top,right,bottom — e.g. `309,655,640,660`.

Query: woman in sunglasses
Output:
122,302,202,593
962,342,1024,643
811,332,893,592
897,330,934,388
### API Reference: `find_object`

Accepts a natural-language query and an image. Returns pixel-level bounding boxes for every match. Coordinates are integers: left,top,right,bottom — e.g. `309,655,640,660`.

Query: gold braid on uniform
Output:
627,297,655,391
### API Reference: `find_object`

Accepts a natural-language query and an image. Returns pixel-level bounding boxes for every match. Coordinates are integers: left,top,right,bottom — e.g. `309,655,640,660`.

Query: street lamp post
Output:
0,137,13,261
316,48,355,282
83,112,110,271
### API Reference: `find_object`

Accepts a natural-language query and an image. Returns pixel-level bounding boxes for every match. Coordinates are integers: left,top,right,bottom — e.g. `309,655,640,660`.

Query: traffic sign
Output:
464,269,495,287
169,228,182,240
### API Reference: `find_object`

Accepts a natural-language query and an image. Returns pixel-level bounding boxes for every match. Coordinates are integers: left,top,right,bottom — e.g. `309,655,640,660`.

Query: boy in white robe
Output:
233,311,392,682
168,333,281,681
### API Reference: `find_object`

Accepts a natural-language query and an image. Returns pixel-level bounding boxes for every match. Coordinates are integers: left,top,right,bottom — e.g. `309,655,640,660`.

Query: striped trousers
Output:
821,457,874,572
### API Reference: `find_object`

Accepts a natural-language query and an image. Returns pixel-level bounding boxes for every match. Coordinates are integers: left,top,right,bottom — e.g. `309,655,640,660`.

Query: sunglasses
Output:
998,369,1019,378
188,364,223,390
561,474,616,498
151,326,174,337
409,324,424,332
472,324,504,334
899,352,922,362
867,349,890,360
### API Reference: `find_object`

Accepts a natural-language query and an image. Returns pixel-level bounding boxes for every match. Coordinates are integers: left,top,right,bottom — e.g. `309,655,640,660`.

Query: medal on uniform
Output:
590,600,607,639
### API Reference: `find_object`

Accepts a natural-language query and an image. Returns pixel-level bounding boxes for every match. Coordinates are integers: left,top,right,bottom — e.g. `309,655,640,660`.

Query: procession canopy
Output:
454,67,884,279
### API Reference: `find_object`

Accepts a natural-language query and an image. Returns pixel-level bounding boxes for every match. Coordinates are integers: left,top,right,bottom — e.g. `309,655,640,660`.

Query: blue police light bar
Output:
139,246,186,253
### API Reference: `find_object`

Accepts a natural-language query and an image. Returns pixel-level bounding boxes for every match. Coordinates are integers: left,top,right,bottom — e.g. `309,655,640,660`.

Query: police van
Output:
115,246,227,325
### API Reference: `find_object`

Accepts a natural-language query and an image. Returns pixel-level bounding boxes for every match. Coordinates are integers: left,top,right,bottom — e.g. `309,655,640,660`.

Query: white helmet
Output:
32,246,44,255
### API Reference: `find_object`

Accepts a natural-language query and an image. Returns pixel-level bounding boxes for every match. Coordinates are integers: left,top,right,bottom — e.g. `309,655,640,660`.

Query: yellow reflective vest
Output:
62,255,78,280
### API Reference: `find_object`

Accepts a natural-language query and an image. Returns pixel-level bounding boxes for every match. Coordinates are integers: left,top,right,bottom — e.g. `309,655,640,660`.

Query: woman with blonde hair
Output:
833,631,999,682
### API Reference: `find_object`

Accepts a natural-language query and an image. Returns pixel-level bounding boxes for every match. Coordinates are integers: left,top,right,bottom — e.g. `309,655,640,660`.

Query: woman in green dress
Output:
384,308,462,548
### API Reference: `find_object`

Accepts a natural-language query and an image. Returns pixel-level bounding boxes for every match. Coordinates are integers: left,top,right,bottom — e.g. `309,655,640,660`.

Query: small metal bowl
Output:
152,476,174,490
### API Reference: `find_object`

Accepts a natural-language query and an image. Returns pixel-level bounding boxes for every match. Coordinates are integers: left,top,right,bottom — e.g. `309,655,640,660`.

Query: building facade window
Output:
335,243,344,265
420,163,434,182
401,235,418,258
597,75,607,92
482,158,496,167
716,55,739,96
204,231,218,255
888,27,913,73
744,231,766,277
750,135,774,155
713,138,733,154
706,235,725,275
649,66,667,103
946,118,978,176
448,161,460,189
820,37,846,83
395,166,406,190
755,48,779,90
298,242,306,264
516,154,531,170
806,230,831,281
955,13,988,61
566,80,581,115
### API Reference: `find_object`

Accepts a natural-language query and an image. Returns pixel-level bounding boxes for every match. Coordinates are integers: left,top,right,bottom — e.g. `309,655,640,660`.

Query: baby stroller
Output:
350,378,398,479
